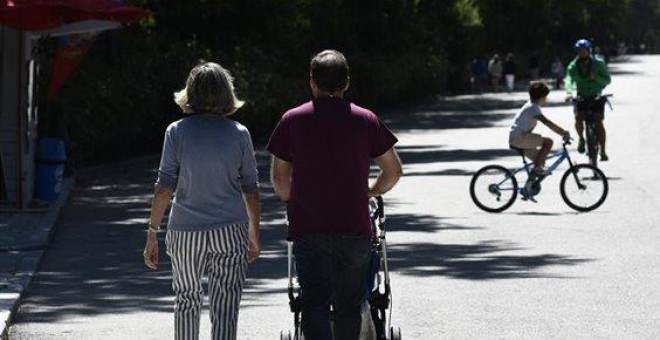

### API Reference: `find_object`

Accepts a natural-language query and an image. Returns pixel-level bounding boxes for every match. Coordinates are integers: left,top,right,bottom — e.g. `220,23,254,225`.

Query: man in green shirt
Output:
564,39,612,160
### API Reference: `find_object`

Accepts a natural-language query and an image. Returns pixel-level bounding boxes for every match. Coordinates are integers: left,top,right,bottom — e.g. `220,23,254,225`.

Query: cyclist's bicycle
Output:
469,141,608,212
573,94,613,168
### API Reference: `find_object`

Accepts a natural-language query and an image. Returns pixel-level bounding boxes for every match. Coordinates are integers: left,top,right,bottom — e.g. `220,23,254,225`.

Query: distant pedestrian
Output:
529,52,540,80
488,53,503,92
617,41,627,56
504,53,517,92
471,55,488,93
143,62,261,340
639,43,646,54
268,50,403,340
550,57,565,89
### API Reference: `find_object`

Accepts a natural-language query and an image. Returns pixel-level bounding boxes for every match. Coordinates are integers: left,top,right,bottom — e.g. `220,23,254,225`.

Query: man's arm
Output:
271,156,293,202
564,61,576,98
369,147,404,197
595,61,611,90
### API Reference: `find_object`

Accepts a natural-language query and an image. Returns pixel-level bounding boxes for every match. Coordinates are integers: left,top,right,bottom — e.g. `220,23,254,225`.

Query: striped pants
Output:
166,223,249,340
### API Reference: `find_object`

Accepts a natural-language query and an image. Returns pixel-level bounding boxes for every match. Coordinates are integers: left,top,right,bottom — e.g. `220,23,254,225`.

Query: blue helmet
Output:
574,39,592,49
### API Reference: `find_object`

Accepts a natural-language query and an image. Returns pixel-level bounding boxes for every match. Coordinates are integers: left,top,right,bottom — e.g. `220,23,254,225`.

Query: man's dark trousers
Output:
293,233,371,340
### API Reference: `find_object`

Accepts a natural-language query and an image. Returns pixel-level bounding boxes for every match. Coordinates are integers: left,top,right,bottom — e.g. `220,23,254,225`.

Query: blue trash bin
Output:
35,138,67,201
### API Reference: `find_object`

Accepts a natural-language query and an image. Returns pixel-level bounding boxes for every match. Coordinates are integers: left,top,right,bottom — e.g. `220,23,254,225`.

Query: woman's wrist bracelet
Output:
148,223,161,232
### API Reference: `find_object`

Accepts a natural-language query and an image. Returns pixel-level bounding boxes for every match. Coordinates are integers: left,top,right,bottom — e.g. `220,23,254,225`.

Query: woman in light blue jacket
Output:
143,62,261,340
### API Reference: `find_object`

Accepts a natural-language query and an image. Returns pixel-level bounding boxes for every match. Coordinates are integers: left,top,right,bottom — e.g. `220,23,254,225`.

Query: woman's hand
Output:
143,230,159,270
247,227,260,263
145,186,172,270
243,192,261,264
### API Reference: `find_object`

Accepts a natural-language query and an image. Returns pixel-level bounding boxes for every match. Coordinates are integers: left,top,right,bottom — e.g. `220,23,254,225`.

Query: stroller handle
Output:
376,196,384,218
373,196,386,230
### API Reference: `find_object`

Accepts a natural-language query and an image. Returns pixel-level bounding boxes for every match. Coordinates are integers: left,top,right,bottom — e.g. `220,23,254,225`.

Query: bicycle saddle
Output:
509,145,525,156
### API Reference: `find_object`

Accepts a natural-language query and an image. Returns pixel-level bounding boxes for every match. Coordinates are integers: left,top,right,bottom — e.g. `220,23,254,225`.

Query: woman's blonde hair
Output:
174,62,244,115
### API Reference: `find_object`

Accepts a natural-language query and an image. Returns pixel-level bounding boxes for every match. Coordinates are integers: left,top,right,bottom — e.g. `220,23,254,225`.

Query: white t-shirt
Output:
509,101,543,142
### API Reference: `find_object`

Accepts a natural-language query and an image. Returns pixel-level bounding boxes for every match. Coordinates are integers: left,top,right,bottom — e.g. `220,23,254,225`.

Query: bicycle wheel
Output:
560,164,608,212
469,165,518,212
586,123,599,168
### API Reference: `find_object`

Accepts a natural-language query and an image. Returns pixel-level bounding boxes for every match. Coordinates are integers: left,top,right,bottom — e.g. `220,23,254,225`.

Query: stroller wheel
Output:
279,329,293,340
389,326,402,340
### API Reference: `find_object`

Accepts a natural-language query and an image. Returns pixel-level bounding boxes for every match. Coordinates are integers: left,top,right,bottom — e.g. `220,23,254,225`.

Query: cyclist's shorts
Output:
510,133,543,160
574,96,606,121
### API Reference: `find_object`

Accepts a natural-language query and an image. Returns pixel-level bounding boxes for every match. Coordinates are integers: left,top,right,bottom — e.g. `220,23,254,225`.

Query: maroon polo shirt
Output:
267,96,398,239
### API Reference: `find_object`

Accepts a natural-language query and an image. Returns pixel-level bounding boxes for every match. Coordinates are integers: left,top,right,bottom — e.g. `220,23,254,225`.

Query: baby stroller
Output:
280,196,402,340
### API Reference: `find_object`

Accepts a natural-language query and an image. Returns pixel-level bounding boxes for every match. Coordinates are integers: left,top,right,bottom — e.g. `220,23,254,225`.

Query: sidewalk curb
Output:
0,177,75,339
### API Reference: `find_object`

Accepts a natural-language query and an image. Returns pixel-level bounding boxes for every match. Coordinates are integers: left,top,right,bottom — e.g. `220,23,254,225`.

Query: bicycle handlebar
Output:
571,93,613,101
571,94,614,111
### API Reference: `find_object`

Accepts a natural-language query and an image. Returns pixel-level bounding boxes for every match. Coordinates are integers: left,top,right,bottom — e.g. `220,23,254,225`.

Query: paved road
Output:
8,55,660,339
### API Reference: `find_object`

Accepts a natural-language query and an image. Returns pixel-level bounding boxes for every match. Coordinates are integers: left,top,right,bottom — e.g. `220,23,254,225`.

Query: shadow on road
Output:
388,241,592,280
386,213,484,233
13,92,595,324
245,210,592,285
399,148,517,165
398,96,525,113
13,153,297,323
404,169,475,177
14,156,174,324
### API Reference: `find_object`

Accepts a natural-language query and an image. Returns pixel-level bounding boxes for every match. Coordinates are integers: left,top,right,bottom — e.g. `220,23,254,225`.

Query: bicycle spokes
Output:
560,164,608,212
470,165,518,213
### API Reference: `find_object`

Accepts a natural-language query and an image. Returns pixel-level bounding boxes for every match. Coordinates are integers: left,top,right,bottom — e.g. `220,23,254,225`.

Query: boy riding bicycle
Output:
509,81,571,178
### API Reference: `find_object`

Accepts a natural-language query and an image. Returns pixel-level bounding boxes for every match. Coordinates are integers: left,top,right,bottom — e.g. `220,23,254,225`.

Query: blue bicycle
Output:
469,141,608,212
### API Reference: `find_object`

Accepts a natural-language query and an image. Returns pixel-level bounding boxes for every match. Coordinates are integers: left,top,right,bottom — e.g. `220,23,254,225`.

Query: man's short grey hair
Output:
174,62,244,115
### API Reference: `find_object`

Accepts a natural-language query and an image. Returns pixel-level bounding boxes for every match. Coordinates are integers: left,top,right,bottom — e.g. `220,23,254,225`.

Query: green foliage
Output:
453,0,482,27
37,0,654,164
623,0,660,52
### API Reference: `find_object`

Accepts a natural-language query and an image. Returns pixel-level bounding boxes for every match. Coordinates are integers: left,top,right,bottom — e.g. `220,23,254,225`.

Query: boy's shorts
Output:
510,133,543,160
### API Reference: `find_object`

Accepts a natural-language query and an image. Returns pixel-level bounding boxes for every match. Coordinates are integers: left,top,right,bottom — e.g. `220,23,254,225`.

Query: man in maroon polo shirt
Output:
268,50,403,340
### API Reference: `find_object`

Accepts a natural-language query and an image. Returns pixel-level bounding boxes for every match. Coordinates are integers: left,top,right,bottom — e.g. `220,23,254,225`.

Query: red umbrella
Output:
0,0,149,31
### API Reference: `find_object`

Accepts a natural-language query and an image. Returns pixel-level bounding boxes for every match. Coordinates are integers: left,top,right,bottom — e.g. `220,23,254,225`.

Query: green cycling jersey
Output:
563,56,611,97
